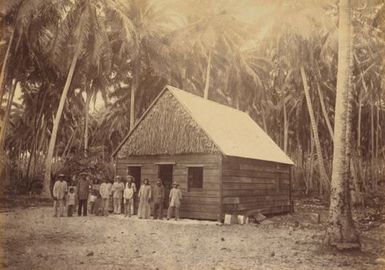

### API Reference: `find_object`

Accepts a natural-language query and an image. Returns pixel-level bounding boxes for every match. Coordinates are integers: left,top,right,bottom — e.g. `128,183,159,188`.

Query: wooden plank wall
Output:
116,153,222,220
222,156,291,215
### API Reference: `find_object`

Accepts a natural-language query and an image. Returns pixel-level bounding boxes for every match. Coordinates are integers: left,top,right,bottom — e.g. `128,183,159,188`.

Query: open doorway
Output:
158,164,173,209
127,166,141,214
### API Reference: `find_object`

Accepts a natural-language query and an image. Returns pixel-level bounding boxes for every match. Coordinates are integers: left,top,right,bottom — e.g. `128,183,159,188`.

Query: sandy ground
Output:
0,204,385,270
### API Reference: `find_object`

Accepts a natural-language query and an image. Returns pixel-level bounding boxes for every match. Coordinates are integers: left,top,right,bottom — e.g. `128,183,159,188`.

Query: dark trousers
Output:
67,205,74,217
153,202,163,219
78,199,87,216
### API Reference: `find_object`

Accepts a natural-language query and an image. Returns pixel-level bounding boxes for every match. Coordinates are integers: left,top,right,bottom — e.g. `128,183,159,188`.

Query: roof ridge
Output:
166,85,246,115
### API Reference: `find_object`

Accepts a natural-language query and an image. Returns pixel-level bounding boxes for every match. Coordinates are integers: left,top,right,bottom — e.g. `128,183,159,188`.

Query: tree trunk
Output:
375,102,379,159
0,29,14,104
370,92,376,190
325,0,360,250
84,84,92,157
357,85,362,151
130,63,138,131
300,66,330,195
62,127,76,159
0,79,18,150
306,130,315,195
42,42,81,198
0,78,17,184
203,49,212,100
316,81,334,141
283,97,288,153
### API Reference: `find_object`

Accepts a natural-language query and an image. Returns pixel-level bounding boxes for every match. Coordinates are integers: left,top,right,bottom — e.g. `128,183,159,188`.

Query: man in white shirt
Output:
53,174,68,217
99,177,112,216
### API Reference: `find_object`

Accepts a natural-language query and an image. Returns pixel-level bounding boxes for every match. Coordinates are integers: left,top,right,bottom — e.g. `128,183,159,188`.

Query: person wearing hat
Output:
77,172,90,216
52,174,68,217
167,182,182,220
111,176,124,214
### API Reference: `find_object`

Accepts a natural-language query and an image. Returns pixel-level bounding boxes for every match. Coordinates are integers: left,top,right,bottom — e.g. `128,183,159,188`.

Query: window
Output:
188,166,203,190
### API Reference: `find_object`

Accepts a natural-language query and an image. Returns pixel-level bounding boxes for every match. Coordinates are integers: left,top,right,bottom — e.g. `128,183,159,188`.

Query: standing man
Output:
111,176,124,214
99,177,111,216
77,172,90,216
53,174,68,217
152,178,165,219
167,182,182,221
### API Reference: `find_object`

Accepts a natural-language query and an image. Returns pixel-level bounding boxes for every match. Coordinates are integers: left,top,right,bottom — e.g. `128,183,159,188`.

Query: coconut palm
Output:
325,0,360,250
113,0,185,129
171,0,249,100
41,0,142,196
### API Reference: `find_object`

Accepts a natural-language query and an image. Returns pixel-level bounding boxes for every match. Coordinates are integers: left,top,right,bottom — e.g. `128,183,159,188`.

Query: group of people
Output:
52,172,183,220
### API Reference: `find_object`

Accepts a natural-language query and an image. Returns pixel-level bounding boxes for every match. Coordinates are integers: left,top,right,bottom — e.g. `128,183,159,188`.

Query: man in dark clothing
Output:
152,178,165,219
76,172,90,216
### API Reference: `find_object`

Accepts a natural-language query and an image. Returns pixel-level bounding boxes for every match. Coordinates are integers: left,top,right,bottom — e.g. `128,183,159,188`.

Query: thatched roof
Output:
113,85,294,165
115,90,219,158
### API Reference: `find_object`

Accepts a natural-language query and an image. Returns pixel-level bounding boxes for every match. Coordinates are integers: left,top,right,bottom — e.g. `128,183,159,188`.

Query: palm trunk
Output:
325,0,360,250
37,120,47,153
300,66,330,195
130,63,138,131
27,89,48,185
0,29,14,104
306,130,315,195
0,78,17,185
375,103,379,159
61,127,76,159
42,42,81,198
203,49,212,100
84,85,92,157
370,92,375,189
357,87,362,151
283,98,288,153
261,90,268,132
316,82,334,140
0,79,18,150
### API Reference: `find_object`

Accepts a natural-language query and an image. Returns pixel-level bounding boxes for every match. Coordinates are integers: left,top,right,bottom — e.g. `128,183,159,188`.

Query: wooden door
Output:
158,164,173,208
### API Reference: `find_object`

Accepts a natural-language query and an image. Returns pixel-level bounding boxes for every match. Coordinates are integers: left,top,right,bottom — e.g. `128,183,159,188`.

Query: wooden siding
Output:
116,153,222,220
222,156,291,216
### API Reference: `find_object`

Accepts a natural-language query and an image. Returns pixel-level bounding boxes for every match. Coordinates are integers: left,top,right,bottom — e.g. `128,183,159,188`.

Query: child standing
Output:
67,187,76,217
167,182,182,221
88,190,97,214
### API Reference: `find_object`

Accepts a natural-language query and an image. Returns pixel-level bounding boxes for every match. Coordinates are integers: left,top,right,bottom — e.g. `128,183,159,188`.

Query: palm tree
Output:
171,0,248,100
325,0,360,250
0,0,63,183
118,0,185,129
252,1,336,196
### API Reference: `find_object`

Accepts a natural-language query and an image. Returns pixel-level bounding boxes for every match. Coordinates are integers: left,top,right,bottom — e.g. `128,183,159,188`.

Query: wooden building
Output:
112,85,294,220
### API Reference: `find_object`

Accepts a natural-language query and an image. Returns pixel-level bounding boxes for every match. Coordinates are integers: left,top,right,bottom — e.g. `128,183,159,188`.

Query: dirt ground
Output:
0,200,385,270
